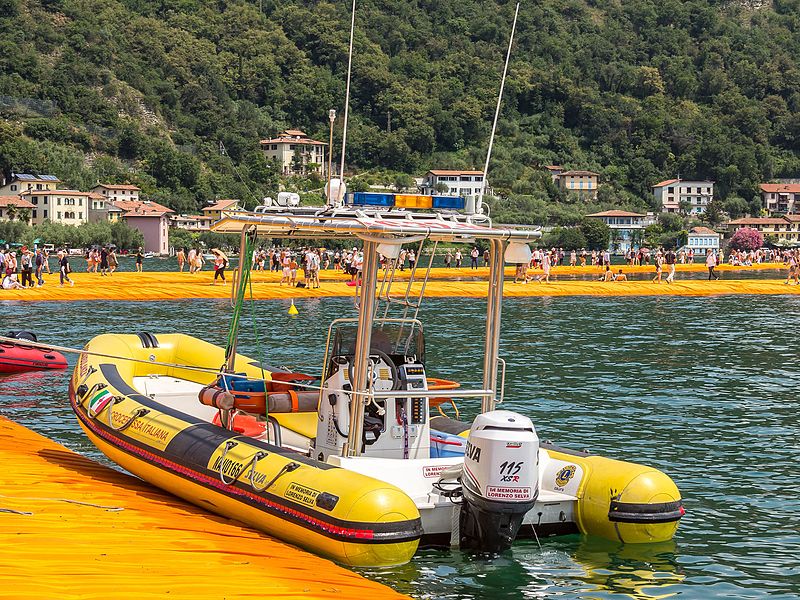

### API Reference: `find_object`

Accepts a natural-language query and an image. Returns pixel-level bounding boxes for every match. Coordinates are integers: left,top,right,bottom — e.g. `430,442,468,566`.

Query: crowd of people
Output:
2,242,800,292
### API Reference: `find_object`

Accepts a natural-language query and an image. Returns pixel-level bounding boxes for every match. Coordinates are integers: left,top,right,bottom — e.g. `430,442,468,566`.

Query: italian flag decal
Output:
87,389,114,417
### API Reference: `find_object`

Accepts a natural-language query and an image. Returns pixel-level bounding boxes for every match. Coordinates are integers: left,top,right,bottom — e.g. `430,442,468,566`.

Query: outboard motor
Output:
460,410,539,552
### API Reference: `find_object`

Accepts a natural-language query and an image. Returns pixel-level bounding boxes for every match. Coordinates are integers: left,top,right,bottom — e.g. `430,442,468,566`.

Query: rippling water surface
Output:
1,295,799,599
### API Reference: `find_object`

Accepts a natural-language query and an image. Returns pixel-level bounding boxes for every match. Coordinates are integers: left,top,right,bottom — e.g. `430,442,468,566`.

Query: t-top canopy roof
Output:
211,208,541,242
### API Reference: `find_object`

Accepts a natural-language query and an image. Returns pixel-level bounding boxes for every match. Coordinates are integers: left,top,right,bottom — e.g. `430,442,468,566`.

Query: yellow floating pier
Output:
0,417,409,600
0,270,797,301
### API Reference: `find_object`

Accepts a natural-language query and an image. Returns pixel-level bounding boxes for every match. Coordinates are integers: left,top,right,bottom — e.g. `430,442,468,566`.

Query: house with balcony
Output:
112,199,173,254
260,129,326,176
684,226,720,256
586,210,656,253
760,183,800,215
419,170,487,197
170,214,213,232
554,170,599,200
727,216,800,244
0,173,60,195
0,196,35,222
653,179,714,214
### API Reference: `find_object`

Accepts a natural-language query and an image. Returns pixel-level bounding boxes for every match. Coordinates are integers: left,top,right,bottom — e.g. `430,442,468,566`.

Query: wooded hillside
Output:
1,0,798,220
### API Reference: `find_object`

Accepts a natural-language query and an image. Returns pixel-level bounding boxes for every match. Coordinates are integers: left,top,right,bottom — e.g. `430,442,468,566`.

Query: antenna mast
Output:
336,0,357,205
476,1,520,215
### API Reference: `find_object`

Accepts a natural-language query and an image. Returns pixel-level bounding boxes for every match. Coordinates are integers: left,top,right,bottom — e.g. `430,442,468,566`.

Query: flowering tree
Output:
729,227,763,251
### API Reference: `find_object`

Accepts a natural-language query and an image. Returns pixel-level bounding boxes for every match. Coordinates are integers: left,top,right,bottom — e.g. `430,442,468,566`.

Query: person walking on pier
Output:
706,251,720,280
177,248,186,272
470,247,479,269
652,252,664,284
135,247,144,273
19,247,33,288
665,248,676,284
99,246,109,276
455,249,462,268
58,250,74,287
34,248,45,287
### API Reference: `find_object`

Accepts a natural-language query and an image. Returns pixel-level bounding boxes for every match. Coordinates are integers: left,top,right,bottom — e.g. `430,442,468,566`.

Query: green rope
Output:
224,231,256,371
247,252,269,436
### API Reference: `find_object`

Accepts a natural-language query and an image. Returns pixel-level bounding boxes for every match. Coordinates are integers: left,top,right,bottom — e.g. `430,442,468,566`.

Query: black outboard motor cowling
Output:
7,331,37,342
459,410,539,553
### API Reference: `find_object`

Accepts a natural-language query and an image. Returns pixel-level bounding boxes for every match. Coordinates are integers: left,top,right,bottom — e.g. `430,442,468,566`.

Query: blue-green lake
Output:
1,295,798,599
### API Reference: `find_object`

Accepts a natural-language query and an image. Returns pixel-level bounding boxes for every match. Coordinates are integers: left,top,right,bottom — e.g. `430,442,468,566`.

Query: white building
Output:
420,170,487,197
260,129,326,176
684,226,720,256
586,210,656,254
170,214,213,231
0,173,60,195
653,179,714,214
760,183,800,215
89,183,141,223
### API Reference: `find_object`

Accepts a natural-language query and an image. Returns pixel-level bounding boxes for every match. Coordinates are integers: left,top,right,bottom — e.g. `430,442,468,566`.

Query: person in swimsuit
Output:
135,247,144,273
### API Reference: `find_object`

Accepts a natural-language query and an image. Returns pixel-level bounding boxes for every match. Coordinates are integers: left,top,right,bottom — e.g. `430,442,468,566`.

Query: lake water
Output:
1,295,798,599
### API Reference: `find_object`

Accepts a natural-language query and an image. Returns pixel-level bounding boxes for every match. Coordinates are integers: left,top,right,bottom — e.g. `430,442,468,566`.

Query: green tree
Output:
542,227,587,250
579,218,610,251
394,174,414,192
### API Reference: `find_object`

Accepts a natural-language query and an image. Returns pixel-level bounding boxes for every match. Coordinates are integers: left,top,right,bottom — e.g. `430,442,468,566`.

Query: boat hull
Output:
0,343,67,374
70,333,422,567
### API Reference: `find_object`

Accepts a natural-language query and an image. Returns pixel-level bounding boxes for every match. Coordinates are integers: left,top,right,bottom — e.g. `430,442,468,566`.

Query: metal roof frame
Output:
211,208,541,243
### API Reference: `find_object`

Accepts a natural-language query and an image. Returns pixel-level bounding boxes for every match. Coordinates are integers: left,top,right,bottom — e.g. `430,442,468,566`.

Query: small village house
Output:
684,226,720,256
586,210,656,253
260,130,326,176
551,169,599,200
112,199,173,254
653,179,714,214
0,196,35,222
727,216,800,244
0,173,60,195
420,170,487,197
760,183,800,215
170,214,213,232
202,199,240,223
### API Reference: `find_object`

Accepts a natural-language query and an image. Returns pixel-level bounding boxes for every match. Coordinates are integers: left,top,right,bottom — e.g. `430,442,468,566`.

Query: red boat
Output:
0,332,67,374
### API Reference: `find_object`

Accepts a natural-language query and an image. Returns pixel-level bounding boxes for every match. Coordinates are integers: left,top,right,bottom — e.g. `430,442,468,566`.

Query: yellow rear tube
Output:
574,455,683,544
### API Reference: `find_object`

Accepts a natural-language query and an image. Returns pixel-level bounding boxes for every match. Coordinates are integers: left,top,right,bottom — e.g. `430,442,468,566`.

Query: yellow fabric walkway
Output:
0,417,408,600
0,270,797,301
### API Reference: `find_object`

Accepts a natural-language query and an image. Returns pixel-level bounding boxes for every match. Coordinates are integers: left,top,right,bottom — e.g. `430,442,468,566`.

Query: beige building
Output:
202,199,240,222
0,196,35,222
260,129,326,176
653,179,714,214
760,183,800,215
727,216,800,243
0,173,60,195
553,169,599,200
21,189,102,226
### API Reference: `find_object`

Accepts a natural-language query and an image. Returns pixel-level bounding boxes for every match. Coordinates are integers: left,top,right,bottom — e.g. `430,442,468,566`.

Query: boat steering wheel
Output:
347,348,399,392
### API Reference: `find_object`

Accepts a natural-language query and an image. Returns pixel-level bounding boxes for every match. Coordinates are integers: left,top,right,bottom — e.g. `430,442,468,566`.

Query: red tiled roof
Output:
111,199,173,217
784,215,800,222
690,226,719,235
728,217,791,225
545,165,563,171
94,183,141,191
202,199,239,212
653,179,680,188
760,183,800,194
428,170,484,176
586,210,645,218
260,138,326,146
0,196,35,209
559,170,599,177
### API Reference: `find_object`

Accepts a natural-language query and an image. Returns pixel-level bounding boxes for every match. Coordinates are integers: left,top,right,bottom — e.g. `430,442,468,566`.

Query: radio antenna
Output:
476,2,520,215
